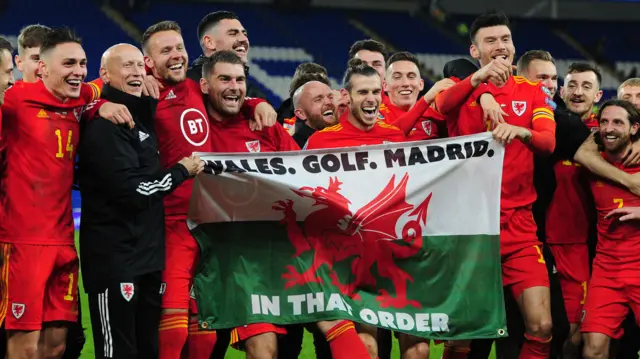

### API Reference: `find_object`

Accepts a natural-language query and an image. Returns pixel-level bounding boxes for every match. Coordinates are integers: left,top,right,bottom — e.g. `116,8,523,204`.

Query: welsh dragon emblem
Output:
272,173,432,309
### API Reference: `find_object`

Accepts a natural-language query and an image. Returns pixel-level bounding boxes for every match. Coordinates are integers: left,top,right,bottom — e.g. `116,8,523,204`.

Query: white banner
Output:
189,133,504,236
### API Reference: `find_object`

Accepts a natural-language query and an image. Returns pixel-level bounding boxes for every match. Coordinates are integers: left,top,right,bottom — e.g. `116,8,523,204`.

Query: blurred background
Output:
2,0,640,108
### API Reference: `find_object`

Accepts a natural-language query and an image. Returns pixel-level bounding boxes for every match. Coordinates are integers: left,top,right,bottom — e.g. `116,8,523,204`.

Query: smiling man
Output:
582,99,640,359
14,24,50,83
561,63,603,122
78,43,203,359
187,10,268,100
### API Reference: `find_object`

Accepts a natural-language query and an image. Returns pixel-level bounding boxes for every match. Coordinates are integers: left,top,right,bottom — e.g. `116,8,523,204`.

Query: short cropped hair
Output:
516,50,555,74
567,62,602,88
348,39,387,61
40,27,81,58
197,11,239,49
386,51,420,69
469,11,510,44
17,24,50,55
141,20,182,53
201,49,245,79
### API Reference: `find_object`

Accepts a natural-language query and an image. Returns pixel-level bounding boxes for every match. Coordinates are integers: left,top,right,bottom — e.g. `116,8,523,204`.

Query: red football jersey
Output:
546,115,599,244
305,112,406,150
450,76,555,219
155,78,266,219
589,156,640,278
210,113,299,153
379,100,443,141
0,80,98,245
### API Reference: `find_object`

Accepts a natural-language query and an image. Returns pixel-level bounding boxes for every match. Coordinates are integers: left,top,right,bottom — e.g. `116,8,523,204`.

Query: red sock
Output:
187,317,217,359
325,321,371,359
159,313,189,359
442,344,471,359
519,334,551,359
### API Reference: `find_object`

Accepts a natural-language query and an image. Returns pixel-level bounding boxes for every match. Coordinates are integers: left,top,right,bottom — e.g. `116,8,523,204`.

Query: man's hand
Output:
179,154,205,177
424,78,456,105
480,93,507,128
250,102,277,131
605,206,640,221
492,123,531,145
99,102,134,129
141,75,163,99
622,141,640,167
470,58,513,88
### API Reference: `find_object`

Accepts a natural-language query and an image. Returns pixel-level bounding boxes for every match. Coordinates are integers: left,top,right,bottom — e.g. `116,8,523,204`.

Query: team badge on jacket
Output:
120,283,135,302
421,120,433,136
512,101,527,116
12,303,25,319
246,140,261,153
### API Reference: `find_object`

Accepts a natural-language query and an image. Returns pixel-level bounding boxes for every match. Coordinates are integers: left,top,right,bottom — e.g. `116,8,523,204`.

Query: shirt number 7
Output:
613,198,624,208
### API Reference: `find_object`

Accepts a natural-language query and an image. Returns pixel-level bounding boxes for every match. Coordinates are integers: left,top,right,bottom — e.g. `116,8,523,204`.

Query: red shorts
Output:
162,220,199,310
0,243,79,330
548,243,590,323
500,209,549,299
230,323,287,350
580,275,640,339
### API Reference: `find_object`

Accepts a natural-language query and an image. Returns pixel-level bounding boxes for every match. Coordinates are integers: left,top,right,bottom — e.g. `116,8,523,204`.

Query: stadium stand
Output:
1,0,636,104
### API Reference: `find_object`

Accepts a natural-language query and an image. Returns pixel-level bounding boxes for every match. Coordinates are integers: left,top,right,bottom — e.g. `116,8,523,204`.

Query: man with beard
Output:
582,99,640,359
15,24,49,83
291,78,338,147
278,62,330,130
348,39,389,105
200,50,371,359
187,10,267,99
141,21,272,359
435,12,556,359
614,79,640,359
562,63,603,125
305,61,431,359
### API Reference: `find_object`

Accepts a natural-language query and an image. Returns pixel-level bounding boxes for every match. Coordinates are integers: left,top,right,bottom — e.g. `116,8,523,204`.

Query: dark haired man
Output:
186,10,267,100
582,99,640,359
561,63,603,121
380,51,454,141
0,27,123,359
141,20,273,359
199,50,371,359
348,39,389,105
435,12,556,359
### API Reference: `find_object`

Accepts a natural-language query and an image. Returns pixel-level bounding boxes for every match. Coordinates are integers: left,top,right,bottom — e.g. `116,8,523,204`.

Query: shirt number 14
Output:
55,129,74,159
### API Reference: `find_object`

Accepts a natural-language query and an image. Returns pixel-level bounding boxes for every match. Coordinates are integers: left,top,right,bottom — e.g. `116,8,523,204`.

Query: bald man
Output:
77,43,203,359
292,80,338,147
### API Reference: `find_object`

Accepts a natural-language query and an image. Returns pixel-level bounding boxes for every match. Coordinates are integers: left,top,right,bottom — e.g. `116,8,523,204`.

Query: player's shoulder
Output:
512,76,539,87
376,120,401,132
319,123,344,133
